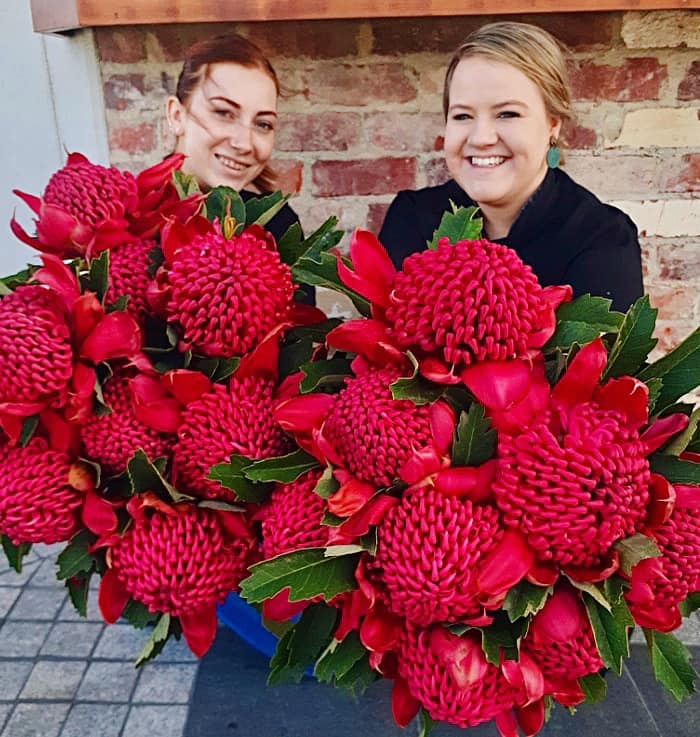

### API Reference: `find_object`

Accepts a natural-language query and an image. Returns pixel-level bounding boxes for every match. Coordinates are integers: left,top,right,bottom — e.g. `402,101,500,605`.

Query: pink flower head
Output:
105,238,158,323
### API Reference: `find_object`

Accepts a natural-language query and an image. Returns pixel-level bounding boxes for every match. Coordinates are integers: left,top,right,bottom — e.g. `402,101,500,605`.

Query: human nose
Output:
227,118,253,152
468,117,499,147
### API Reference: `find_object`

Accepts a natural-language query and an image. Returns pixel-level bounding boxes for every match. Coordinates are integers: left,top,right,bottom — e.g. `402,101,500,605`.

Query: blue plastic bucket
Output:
216,592,279,658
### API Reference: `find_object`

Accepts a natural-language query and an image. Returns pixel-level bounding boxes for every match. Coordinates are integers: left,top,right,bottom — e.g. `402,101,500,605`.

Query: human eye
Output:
498,110,520,119
451,112,472,122
255,119,275,132
212,107,235,119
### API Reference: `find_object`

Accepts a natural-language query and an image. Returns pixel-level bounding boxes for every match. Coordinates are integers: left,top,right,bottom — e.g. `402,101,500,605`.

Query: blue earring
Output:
547,136,561,169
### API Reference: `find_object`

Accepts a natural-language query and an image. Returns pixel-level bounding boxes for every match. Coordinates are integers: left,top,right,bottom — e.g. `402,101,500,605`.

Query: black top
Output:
378,168,643,312
240,190,314,305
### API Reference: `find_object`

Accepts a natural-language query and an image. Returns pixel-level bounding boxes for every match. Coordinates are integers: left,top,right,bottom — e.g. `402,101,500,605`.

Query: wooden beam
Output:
31,0,698,34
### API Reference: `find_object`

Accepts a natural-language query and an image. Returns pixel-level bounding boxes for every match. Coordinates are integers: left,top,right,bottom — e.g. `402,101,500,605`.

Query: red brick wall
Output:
96,11,700,348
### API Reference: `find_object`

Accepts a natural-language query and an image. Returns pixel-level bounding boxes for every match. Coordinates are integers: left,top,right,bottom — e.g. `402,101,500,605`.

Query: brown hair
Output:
443,22,572,138
176,32,280,192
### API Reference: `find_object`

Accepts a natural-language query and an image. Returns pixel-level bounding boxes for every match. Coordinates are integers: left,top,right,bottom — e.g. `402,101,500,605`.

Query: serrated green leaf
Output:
19,415,39,447
649,454,700,484
544,321,604,352
602,295,658,380
66,574,91,618
207,454,271,503
172,169,201,199
0,264,38,290
555,294,625,332
313,465,339,499
502,581,552,622
314,631,367,684
300,357,353,394
479,615,529,665
268,603,338,685
1,535,32,573
638,328,700,413
389,351,445,405
123,599,159,629
56,530,96,580
243,449,319,484
245,191,290,227
418,708,438,737
452,404,496,466
286,319,343,345
333,652,378,695
646,377,664,414
428,203,482,248
127,449,192,503
106,295,129,313
240,548,358,604
276,222,305,266
643,628,698,701
679,592,700,617
569,579,611,611
205,186,246,233
321,511,345,527
583,592,633,675
662,407,700,457
82,249,110,302
613,534,661,576
579,672,607,703
135,613,171,667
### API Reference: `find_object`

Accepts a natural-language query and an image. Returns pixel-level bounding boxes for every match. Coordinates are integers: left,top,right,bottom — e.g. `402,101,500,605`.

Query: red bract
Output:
0,437,83,544
523,584,603,704
99,497,256,656
0,285,73,424
161,222,295,357
627,483,700,632
80,370,176,476
397,624,543,735
105,238,157,323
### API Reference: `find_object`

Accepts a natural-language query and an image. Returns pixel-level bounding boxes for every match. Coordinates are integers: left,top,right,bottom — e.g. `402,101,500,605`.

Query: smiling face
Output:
444,55,561,234
166,62,278,192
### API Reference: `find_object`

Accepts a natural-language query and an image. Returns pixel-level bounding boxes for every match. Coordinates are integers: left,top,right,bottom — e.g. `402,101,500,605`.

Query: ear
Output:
550,116,563,142
166,96,186,137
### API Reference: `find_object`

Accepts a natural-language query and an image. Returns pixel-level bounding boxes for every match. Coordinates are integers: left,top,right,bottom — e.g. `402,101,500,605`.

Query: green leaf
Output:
243,449,319,484
556,295,625,332
544,322,604,352
204,186,246,235
649,454,700,485
613,534,661,576
0,264,38,290
638,328,700,413
19,415,39,447
643,629,698,702
172,169,201,199
663,407,700,456
56,530,96,580
240,548,359,604
286,319,343,345
452,404,497,466
83,250,110,302
314,631,368,684
268,603,338,685
299,357,353,394
312,465,340,499
1,535,32,573
479,615,529,666
123,599,159,629
646,377,664,414
146,245,165,278
207,454,271,503
244,191,290,227
321,511,345,527
106,295,129,313
389,351,445,405
602,295,658,380
66,574,91,618
579,672,607,703
428,203,482,248
276,222,305,266
502,580,552,622
569,579,611,611
127,449,192,503
418,708,438,737
189,355,240,383
135,613,171,667
679,592,700,617
333,653,378,695
583,591,634,675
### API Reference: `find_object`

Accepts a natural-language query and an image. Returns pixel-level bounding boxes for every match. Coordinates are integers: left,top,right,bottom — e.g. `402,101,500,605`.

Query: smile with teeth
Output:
216,154,250,172
469,156,506,168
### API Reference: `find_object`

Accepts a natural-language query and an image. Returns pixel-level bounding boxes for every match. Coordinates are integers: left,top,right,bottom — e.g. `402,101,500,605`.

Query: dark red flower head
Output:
105,238,157,323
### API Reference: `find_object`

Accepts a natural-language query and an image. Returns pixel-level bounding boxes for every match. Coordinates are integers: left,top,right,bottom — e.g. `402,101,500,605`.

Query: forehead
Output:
449,55,545,108
198,62,278,110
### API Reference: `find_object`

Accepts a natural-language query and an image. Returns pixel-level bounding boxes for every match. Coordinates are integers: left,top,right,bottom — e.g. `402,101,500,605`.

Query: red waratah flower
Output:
464,338,688,581
627,482,700,632
0,285,73,422
332,230,570,384
0,437,84,544
395,624,544,736
99,494,256,656
105,238,157,322
523,583,603,706
80,370,175,476
372,486,513,626
158,219,295,358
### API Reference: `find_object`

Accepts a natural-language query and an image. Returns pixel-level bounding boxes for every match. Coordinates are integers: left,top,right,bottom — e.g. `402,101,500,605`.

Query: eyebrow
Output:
449,100,529,111
207,95,277,117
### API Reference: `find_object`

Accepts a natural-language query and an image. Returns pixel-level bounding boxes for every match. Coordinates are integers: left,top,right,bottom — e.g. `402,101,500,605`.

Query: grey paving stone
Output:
76,661,139,703
122,705,188,737
0,588,20,619
32,543,64,559
0,560,40,588
24,559,61,589
56,594,103,623
0,702,69,737
59,704,128,737
7,587,65,621
92,624,150,661
0,622,48,658
0,661,34,701
157,636,198,663
19,661,86,700
133,663,198,704
0,704,12,733
40,622,103,658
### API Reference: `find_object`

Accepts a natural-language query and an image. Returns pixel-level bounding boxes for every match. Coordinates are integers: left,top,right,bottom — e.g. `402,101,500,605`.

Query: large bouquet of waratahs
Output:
2,156,700,734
